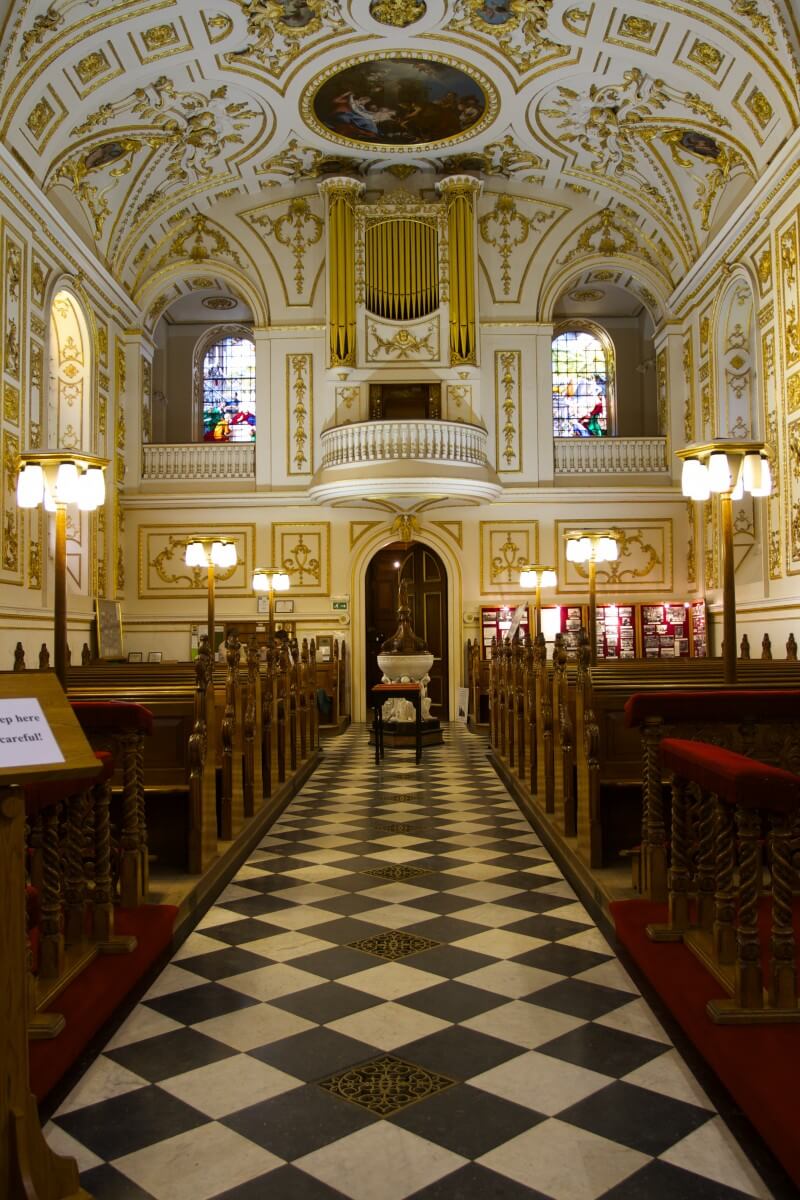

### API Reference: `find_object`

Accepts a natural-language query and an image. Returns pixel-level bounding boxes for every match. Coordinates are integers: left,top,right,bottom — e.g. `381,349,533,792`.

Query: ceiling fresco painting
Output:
0,0,796,319
306,55,492,149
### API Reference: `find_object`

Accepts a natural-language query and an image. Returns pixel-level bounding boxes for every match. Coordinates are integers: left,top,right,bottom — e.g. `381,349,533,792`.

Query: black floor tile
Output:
537,1023,667,1077
176,946,277,982
400,980,507,1022
400,916,485,944
511,943,612,976
143,981,259,1025
402,891,484,914
407,1162,552,1198
601,1159,759,1199
318,892,390,916
290,946,377,979
302,918,384,944
559,1080,712,1156
528,979,633,1020
397,1026,521,1080
224,1082,376,1159
200,917,287,947
221,894,304,918
503,914,593,942
79,1164,156,1199
390,1082,543,1157
55,1087,207,1159
212,1165,348,1200
400,945,497,978
249,1026,377,1081
269,981,382,1022
495,890,575,914
106,1027,235,1082
232,873,303,894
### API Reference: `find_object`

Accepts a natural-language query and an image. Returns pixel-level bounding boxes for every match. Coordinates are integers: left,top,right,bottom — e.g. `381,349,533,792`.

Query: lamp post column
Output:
207,560,215,658
535,579,542,639
54,503,68,687
721,493,736,684
588,557,598,668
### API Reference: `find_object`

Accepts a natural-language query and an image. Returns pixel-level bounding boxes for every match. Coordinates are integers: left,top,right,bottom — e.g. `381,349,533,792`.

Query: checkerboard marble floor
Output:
47,725,778,1200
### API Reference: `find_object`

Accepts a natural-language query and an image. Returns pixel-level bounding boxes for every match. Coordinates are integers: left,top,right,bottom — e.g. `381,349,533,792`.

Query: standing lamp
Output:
185,538,238,659
16,451,108,687
252,568,290,645
678,440,772,683
518,565,558,637
564,530,621,666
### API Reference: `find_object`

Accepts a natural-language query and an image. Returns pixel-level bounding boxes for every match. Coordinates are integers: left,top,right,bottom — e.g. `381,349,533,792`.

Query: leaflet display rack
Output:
594,603,637,660
639,602,692,659
558,605,588,658
690,599,708,658
480,604,530,658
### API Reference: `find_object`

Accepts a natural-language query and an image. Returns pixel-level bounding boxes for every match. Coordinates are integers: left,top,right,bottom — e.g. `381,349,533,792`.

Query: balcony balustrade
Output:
141,442,255,482
554,436,669,475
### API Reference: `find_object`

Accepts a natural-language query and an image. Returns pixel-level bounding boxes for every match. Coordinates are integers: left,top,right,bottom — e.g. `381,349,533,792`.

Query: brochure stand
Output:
0,673,100,1200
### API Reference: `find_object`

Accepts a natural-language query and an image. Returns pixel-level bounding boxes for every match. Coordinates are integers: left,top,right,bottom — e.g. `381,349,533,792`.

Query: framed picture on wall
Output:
147,650,163,663
275,598,294,614
127,650,143,663
95,598,124,660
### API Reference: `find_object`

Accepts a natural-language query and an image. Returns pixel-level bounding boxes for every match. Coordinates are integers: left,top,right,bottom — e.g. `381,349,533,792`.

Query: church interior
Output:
2,1,800,1198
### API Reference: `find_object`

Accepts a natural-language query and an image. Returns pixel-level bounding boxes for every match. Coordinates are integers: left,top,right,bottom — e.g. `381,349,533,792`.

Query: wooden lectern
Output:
0,673,101,1200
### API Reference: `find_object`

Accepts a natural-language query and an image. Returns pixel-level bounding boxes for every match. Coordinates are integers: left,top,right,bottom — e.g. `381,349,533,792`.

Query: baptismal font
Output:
372,575,443,747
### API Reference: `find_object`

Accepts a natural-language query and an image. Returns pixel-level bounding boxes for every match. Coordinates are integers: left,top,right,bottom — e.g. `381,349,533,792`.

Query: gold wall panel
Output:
138,524,255,598
480,521,539,595
286,352,313,476
271,522,330,596
494,349,521,473
555,519,673,594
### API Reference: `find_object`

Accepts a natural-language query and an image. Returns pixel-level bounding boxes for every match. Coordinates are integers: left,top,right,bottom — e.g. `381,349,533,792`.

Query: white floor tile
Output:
326,1001,450,1050
158,1053,301,1118
113,1122,282,1200
471,1049,612,1114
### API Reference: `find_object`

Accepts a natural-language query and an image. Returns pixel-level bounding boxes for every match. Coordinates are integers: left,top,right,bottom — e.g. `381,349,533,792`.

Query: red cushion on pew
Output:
625,689,800,727
23,750,111,814
660,737,800,813
71,700,154,736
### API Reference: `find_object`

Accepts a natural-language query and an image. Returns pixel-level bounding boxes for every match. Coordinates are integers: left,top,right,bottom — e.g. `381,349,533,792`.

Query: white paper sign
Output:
0,698,65,766
455,686,470,723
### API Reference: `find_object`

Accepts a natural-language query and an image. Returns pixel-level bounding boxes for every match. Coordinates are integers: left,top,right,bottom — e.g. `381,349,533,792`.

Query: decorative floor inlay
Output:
368,820,421,834
362,864,432,881
348,929,440,960
318,1054,455,1117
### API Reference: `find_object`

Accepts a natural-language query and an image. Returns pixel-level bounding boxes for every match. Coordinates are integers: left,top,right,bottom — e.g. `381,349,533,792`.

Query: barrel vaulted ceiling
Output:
1,0,798,326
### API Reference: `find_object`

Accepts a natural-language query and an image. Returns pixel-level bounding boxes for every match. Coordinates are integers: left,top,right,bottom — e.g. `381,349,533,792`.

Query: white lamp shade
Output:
681,457,703,498
689,462,710,500
598,536,619,562
54,461,79,503
272,571,290,592
540,569,558,588
519,568,537,589
219,542,237,569
750,454,772,497
252,569,269,591
43,484,56,513
16,463,44,508
730,459,744,500
86,465,105,506
76,470,98,511
565,540,578,563
578,537,592,562
185,541,208,568
707,451,731,492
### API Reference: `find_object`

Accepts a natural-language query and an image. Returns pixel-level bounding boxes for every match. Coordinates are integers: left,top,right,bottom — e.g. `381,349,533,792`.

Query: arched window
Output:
201,335,256,442
552,323,614,438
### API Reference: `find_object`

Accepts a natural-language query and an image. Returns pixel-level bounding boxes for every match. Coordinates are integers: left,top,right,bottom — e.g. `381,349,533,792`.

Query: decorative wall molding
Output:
479,521,539,595
494,349,521,472
137,524,255,598
286,352,313,476
271,522,330,595
555,519,673,593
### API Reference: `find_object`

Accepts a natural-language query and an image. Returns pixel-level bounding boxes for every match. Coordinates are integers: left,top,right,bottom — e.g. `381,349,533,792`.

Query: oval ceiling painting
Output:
303,54,497,152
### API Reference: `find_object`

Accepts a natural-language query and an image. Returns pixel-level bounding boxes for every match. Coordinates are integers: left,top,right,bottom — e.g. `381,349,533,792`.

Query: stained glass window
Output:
552,329,610,438
202,336,256,442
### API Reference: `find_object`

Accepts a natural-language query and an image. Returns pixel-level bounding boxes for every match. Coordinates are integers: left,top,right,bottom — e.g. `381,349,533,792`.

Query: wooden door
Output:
365,542,449,718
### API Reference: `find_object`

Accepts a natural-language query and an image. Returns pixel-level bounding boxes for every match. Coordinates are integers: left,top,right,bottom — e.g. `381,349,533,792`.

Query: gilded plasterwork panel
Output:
286,352,313,475
1,222,25,585
271,522,330,595
138,525,255,598
479,522,539,595
555,520,673,594
494,349,521,473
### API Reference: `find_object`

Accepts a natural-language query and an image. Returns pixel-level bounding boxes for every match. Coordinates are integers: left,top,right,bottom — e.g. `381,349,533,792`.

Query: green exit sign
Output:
331,598,348,611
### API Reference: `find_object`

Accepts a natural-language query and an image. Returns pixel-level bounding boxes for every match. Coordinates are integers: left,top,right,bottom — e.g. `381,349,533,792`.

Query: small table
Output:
372,682,422,764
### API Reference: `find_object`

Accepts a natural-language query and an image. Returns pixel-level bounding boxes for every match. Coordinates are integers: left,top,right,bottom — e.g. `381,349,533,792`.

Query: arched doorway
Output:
365,541,449,719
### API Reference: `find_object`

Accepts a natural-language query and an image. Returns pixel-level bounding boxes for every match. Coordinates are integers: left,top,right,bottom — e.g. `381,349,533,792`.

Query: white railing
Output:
141,442,256,481
321,419,488,467
554,436,669,474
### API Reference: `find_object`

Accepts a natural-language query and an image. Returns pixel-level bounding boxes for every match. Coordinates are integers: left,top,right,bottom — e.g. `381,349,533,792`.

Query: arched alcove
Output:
48,288,92,452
